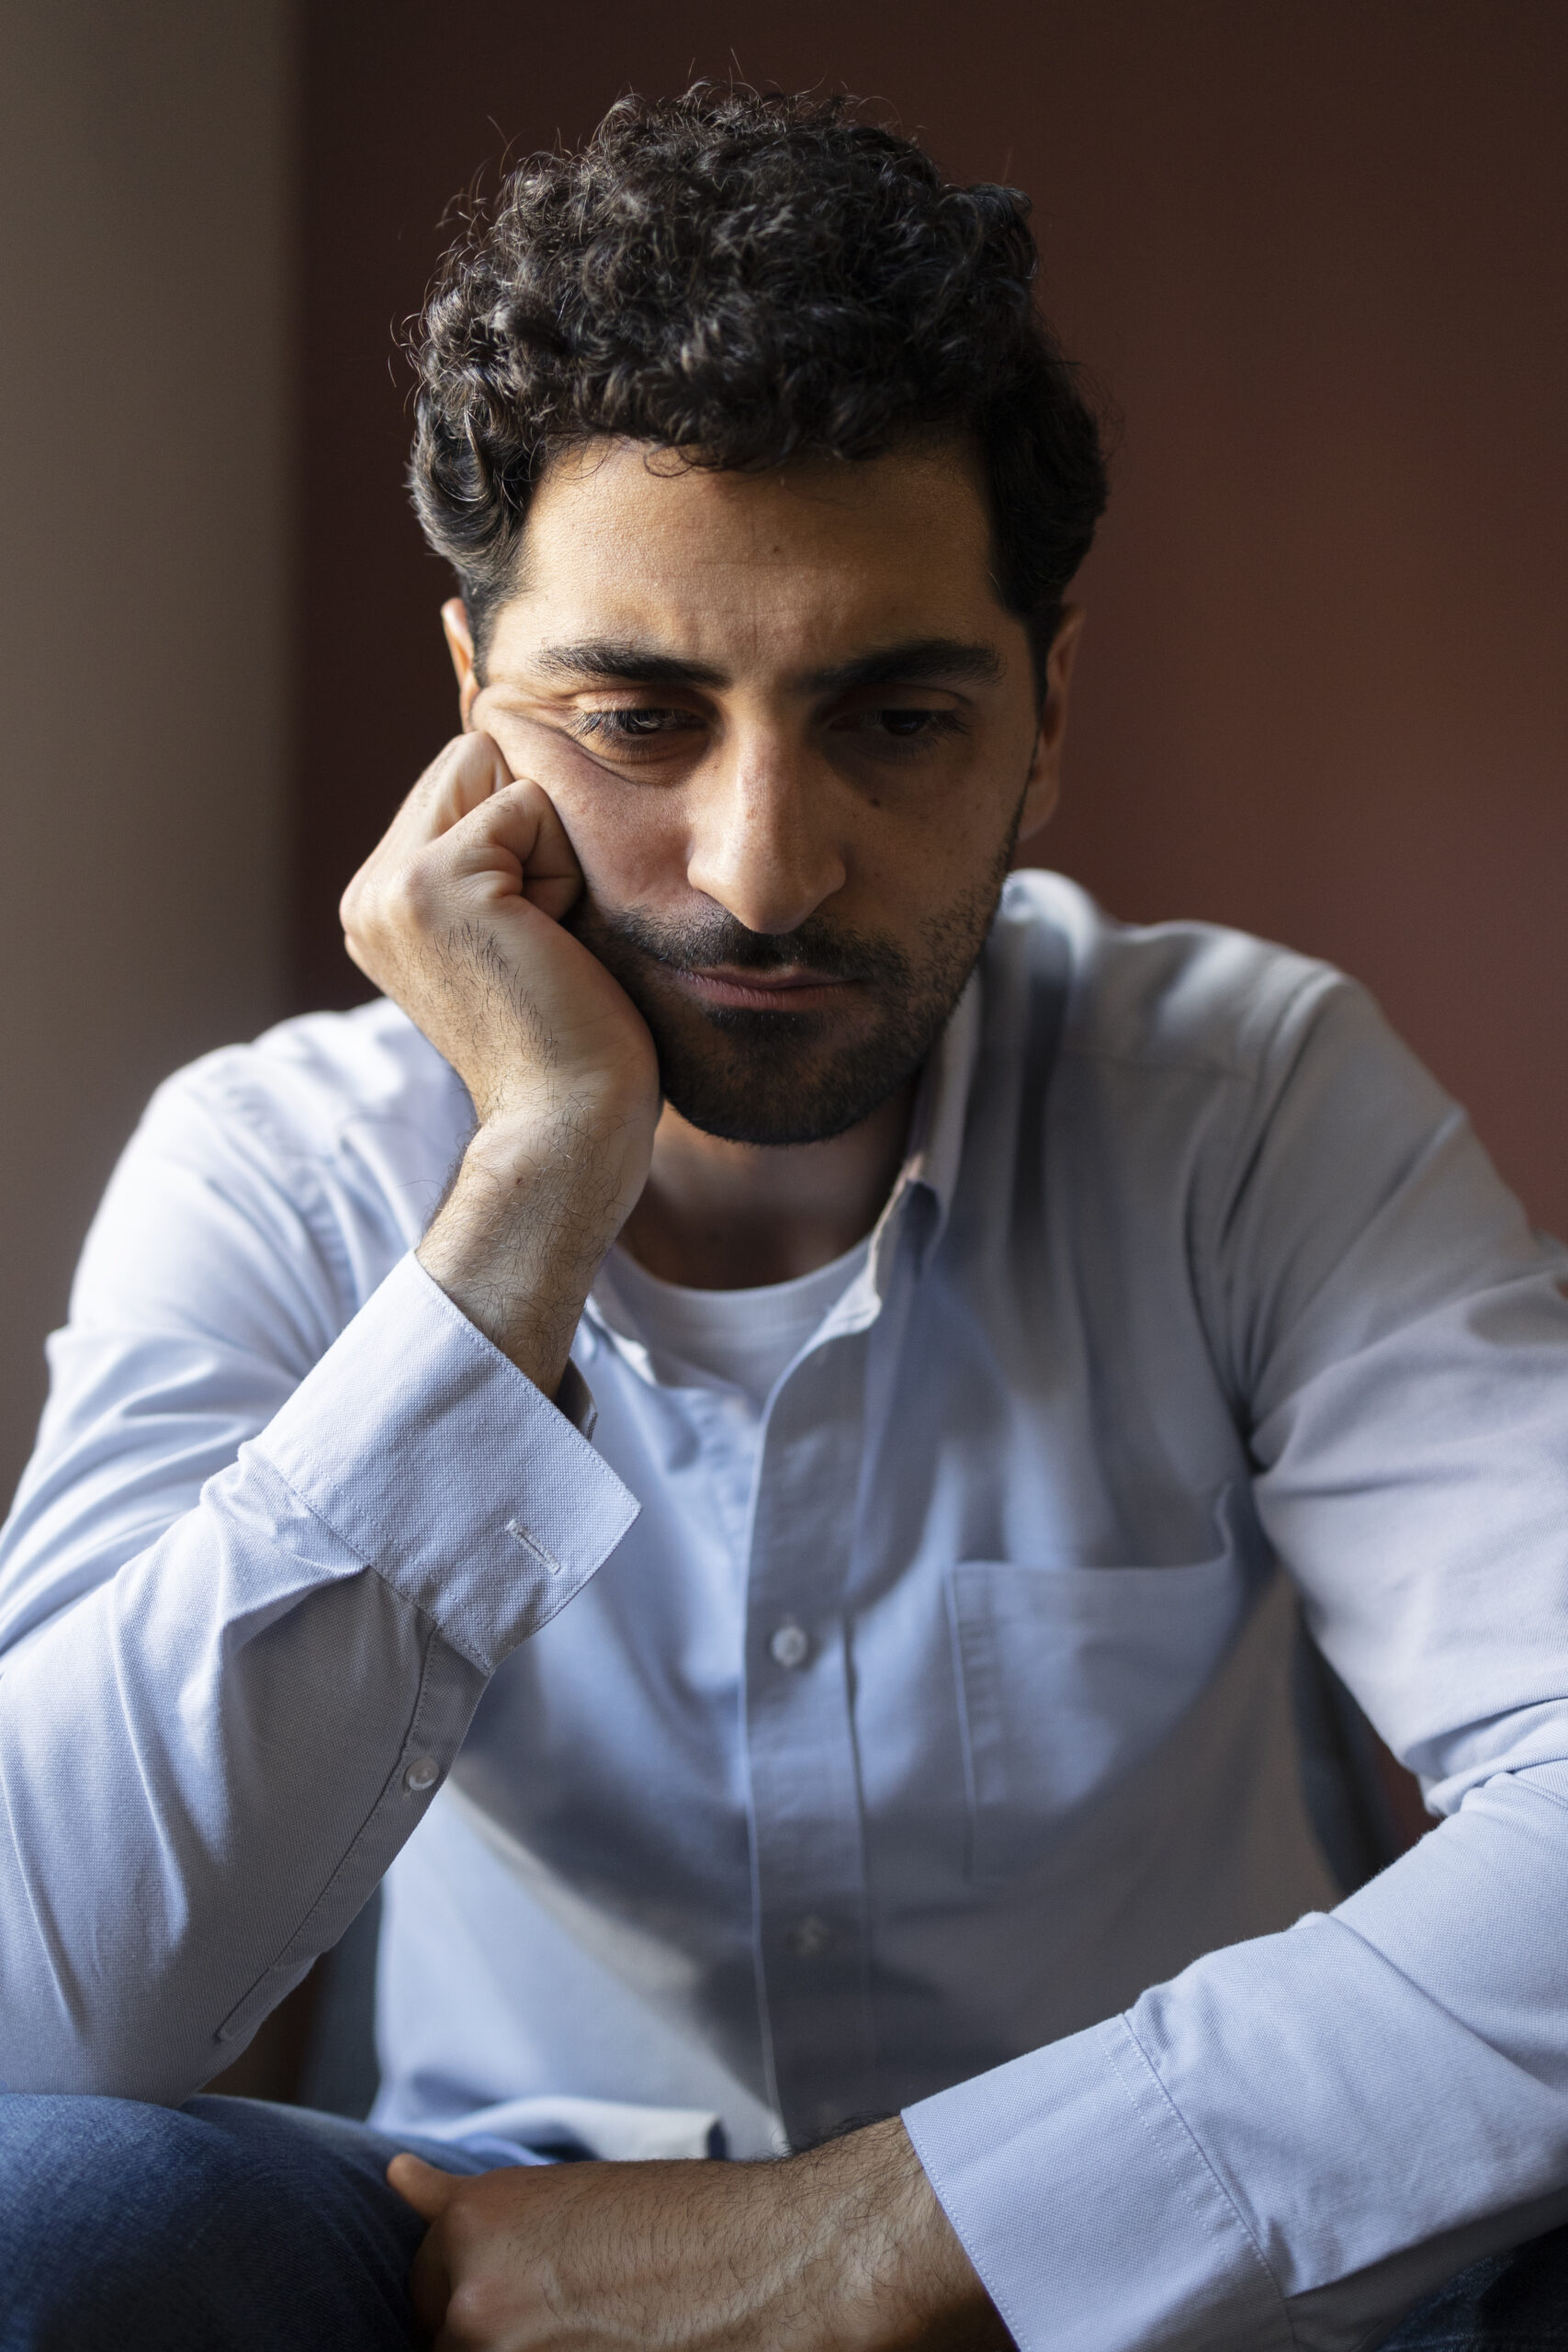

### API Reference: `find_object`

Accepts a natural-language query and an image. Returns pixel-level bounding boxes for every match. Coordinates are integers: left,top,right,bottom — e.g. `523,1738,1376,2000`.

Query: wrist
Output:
472,1075,655,1212
792,2121,1007,2352
418,1110,643,1389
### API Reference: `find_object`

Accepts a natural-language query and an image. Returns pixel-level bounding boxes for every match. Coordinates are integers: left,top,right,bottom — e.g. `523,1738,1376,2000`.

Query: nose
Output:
684,741,847,938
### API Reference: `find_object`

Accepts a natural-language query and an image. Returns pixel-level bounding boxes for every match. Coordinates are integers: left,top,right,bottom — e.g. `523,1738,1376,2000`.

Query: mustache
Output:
567,898,911,987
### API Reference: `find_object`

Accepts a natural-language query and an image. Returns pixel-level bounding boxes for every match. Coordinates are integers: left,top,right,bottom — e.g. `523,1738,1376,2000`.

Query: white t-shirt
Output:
593,1236,871,1411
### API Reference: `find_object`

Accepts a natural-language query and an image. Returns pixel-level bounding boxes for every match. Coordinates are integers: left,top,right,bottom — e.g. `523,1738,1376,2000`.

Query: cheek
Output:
852,767,1019,902
548,782,694,908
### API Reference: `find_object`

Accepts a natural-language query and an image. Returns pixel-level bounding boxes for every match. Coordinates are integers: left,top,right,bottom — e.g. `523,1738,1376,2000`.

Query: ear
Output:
441,599,481,731
1015,604,1087,849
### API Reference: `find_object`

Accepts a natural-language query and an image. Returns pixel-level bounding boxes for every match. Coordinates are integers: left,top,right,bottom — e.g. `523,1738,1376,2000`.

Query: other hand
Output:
388,2119,1008,2352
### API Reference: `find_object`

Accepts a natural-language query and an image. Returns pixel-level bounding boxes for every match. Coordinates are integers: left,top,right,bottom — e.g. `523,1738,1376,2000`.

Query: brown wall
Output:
298,2,1568,1230
0,2,293,1502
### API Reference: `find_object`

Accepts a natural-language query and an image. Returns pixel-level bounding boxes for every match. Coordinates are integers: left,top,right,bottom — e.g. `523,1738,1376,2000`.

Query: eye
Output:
573,707,705,746
877,707,958,739
832,706,966,746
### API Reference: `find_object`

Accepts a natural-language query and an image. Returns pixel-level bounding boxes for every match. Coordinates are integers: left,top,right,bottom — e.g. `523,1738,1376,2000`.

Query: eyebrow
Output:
803,638,1005,695
528,636,1005,695
532,641,729,689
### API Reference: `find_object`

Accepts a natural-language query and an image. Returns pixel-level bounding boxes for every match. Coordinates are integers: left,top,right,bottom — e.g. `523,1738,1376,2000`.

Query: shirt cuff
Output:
252,1250,639,1673
902,2016,1292,2352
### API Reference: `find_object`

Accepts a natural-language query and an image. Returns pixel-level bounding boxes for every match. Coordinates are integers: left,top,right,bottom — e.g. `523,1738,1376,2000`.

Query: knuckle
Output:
395,857,444,924
443,2274,515,2347
440,2187,482,2243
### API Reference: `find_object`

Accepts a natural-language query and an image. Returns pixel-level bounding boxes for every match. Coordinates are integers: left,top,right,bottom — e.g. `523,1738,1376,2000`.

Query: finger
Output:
423,777,584,924
387,2151,460,2220
468,698,602,922
495,778,582,922
408,2220,455,2342
468,694,639,808
340,734,515,944
382,731,517,861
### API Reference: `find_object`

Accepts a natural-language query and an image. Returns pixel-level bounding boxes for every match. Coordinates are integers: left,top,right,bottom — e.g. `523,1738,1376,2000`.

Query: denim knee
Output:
1381,2224,1568,2349
0,2092,420,2352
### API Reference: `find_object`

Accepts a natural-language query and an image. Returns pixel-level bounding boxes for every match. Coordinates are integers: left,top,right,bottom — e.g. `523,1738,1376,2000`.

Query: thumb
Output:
387,2151,461,2220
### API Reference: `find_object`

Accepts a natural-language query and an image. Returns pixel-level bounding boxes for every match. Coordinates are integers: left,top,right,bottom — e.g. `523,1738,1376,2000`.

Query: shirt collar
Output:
899,967,982,1236
841,965,982,1318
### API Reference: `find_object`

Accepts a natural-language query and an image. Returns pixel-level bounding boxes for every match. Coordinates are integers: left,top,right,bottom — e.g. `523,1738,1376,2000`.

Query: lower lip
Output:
670,968,856,1013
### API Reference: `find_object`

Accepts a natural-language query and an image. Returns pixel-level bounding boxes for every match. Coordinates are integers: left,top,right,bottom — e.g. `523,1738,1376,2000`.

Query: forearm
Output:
0,1476,459,2099
390,2113,1010,2352
904,1767,1568,2352
418,1103,635,1393
0,1256,638,2102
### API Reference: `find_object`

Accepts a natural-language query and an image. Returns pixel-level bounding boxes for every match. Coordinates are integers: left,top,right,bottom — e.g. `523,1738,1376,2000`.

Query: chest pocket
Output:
948,1533,1247,1884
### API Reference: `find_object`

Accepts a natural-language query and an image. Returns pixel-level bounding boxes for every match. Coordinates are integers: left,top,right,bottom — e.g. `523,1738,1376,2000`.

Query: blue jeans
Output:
1,2092,1565,2349
0,2093,491,2350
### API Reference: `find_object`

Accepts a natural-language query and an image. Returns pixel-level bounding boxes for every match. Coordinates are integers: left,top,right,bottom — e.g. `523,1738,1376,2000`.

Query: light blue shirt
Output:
4,870,1568,2350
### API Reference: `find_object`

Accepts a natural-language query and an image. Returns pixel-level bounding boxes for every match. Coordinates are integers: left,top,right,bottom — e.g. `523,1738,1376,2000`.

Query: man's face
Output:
459,437,1078,1146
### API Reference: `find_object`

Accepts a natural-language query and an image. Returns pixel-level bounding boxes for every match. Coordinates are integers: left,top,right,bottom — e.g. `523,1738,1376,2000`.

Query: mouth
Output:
665,965,860,1013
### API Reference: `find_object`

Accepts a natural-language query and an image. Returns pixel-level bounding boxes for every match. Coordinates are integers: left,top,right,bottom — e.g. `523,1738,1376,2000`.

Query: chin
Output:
652,1019,923,1149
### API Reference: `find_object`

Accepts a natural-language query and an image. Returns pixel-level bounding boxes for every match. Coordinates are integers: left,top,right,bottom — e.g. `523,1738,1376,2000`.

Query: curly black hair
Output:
410,85,1108,689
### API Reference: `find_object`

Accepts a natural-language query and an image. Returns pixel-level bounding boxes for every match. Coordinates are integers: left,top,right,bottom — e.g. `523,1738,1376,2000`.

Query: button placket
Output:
742,1338,876,2144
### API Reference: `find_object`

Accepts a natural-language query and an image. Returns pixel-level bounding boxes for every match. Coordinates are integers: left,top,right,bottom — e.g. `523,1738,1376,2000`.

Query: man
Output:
2,82,1567,2352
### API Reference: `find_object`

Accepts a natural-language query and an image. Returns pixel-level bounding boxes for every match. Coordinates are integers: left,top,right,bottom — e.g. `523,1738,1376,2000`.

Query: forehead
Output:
488,437,1010,675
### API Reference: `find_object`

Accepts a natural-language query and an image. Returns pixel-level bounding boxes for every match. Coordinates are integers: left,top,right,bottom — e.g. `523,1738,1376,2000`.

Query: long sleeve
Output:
905,978,1568,2352
0,1036,639,2102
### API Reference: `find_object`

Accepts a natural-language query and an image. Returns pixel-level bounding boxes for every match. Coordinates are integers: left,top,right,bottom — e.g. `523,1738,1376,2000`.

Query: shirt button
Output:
784,1915,831,1960
403,1756,440,1793
769,1622,810,1669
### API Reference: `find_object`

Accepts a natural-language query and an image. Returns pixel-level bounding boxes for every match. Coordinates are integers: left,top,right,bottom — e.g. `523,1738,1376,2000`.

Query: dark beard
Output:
565,834,1014,1147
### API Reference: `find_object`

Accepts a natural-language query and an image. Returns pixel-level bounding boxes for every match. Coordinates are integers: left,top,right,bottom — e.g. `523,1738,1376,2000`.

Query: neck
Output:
618,1083,915,1289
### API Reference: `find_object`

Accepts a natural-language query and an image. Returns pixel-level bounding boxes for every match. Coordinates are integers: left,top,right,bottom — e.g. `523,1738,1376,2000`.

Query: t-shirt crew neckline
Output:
594,1236,872,1411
